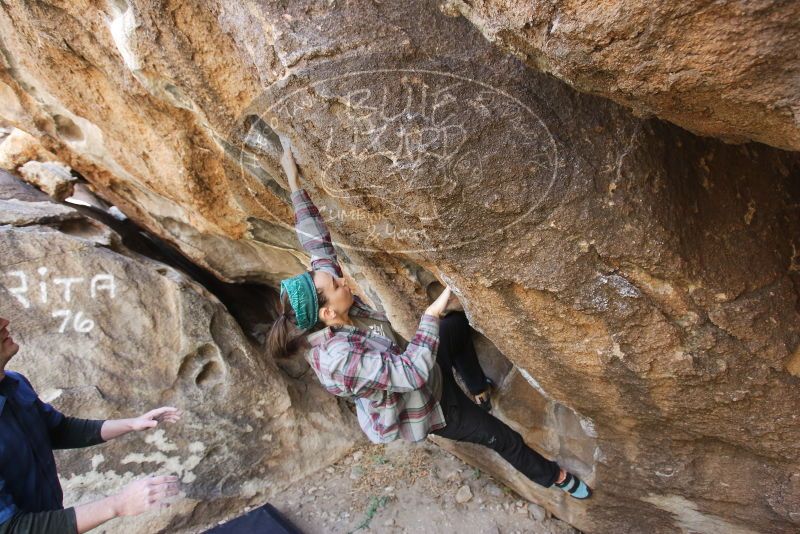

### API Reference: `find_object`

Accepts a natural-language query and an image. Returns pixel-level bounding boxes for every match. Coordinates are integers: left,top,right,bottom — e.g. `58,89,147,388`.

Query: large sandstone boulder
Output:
1,2,800,533
442,0,800,151
0,127,58,170
0,172,361,532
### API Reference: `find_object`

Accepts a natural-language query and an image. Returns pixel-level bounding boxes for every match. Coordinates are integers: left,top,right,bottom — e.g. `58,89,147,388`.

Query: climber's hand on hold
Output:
424,286,452,318
280,136,301,192
443,290,464,314
434,270,464,314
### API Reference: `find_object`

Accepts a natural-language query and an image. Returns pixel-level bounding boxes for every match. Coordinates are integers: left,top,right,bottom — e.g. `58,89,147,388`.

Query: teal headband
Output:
280,271,319,331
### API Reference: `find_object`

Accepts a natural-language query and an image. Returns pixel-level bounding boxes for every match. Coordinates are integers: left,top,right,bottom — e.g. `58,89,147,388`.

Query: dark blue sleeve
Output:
0,477,19,526
14,373,64,431
34,399,65,433
0,508,77,534
50,417,105,449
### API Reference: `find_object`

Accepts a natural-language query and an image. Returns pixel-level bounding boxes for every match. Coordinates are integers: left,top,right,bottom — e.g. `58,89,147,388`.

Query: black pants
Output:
431,312,560,488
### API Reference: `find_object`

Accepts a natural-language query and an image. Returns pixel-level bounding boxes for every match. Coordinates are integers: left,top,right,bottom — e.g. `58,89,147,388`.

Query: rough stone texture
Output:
18,160,75,200
442,0,800,152
1,1,800,533
433,364,600,526
0,171,362,533
0,198,80,226
0,127,58,170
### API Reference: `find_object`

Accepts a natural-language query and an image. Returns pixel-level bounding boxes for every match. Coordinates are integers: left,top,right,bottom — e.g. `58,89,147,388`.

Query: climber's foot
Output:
554,470,592,499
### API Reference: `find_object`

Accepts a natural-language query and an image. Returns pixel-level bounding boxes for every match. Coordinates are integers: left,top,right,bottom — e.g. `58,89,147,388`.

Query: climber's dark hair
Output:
266,271,328,360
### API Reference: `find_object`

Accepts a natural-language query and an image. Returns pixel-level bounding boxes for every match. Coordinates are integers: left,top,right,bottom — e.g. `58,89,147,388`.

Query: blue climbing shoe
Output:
555,472,592,499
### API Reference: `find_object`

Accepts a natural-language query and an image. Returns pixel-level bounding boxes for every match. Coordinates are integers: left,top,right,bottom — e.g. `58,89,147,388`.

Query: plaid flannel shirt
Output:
291,189,446,443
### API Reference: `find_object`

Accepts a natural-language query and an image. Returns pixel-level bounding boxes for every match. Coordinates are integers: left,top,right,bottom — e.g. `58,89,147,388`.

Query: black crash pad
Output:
203,503,303,534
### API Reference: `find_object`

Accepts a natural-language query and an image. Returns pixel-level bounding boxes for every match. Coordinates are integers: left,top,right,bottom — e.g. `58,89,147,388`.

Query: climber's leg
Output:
438,311,492,397
431,366,560,488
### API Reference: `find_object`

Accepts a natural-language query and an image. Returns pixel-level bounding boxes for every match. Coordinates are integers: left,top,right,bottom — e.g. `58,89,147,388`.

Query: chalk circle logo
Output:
236,68,558,254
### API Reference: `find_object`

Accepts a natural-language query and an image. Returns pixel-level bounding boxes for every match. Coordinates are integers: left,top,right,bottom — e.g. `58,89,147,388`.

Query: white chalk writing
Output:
53,277,83,303
7,271,29,308
3,268,117,334
52,310,95,333
90,274,116,298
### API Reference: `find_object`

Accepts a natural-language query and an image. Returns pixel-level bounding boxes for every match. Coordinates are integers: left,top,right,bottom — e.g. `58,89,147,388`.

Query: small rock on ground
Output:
456,485,473,504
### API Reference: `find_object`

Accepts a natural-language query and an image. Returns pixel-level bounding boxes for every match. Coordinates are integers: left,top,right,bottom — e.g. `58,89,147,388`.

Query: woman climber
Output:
265,142,592,500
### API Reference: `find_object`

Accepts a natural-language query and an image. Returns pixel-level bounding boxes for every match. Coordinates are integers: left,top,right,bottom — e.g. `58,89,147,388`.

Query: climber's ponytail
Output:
266,290,306,359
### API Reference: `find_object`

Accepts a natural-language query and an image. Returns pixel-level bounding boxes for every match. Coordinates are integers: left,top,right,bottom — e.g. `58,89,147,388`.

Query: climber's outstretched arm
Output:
280,140,343,278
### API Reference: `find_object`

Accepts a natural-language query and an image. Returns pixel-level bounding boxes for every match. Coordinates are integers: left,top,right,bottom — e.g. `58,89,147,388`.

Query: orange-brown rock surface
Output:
443,0,800,151
1,1,799,532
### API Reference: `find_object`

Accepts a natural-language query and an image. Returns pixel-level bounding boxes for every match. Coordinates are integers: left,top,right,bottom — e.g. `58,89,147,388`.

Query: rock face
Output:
443,0,800,152
0,171,362,532
18,160,75,200
1,1,800,533
0,127,59,170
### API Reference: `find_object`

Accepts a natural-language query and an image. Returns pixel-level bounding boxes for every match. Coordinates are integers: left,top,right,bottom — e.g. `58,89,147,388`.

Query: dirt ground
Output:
268,440,579,534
